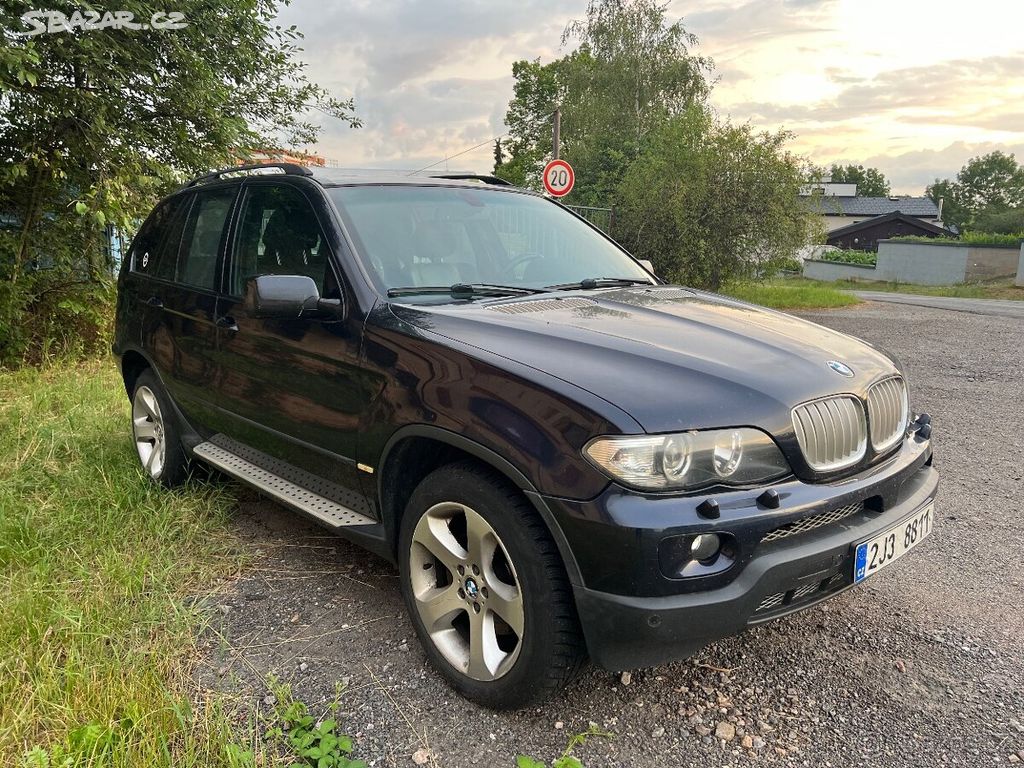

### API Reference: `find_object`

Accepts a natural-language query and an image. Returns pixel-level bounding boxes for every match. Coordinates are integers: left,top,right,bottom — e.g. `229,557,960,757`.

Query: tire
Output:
398,460,586,709
130,369,191,487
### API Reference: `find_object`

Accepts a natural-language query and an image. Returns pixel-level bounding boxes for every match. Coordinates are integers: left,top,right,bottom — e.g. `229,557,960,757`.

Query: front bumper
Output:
541,434,938,670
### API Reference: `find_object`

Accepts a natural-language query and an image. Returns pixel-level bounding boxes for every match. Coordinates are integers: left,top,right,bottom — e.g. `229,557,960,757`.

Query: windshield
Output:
328,185,653,298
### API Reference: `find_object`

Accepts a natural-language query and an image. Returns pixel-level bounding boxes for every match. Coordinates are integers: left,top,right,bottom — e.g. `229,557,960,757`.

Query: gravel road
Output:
851,291,1024,319
195,300,1024,767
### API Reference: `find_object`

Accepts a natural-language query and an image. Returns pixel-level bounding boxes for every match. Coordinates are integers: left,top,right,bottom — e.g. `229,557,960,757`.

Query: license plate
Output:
854,501,934,583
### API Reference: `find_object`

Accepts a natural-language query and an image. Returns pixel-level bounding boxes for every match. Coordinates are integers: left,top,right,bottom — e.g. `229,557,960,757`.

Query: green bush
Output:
960,231,1024,246
888,232,1023,247
0,227,118,368
777,256,803,273
819,249,877,266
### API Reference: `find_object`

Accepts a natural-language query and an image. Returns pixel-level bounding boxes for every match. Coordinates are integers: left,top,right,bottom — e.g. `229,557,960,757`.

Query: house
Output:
825,211,948,251
800,181,944,232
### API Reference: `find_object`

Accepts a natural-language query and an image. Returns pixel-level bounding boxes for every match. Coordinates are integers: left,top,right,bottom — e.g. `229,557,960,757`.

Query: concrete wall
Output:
805,241,1021,286
873,242,967,285
803,259,879,282
875,241,1018,285
964,246,1021,281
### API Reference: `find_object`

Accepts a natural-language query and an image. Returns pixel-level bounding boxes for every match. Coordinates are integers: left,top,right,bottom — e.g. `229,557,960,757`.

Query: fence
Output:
564,204,614,235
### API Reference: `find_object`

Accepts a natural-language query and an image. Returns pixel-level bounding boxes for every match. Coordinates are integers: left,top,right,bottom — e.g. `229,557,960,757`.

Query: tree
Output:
496,0,817,290
493,56,566,188
495,0,711,204
615,108,821,291
971,207,1024,234
925,178,966,231
0,0,359,365
828,164,890,197
926,151,1024,231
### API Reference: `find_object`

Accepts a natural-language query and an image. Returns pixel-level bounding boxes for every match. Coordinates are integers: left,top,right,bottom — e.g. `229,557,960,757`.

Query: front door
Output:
213,180,373,512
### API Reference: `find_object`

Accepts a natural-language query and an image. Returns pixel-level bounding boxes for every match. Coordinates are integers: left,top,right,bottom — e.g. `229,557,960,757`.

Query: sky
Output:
276,0,1024,195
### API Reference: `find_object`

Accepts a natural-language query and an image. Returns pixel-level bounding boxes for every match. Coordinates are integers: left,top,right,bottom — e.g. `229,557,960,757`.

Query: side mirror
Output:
638,259,655,275
244,275,338,319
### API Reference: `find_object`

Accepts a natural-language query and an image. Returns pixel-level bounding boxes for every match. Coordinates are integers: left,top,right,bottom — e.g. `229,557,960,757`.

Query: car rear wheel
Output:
398,461,585,709
131,369,190,487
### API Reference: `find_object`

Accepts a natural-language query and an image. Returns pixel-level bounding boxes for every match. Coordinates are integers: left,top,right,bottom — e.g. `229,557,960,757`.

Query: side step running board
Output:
193,441,376,529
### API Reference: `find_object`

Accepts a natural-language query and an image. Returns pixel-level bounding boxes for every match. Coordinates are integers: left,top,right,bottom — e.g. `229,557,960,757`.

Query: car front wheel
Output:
398,461,585,709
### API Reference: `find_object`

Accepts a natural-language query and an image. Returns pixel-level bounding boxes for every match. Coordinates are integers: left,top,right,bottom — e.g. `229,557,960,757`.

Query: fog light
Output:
658,532,738,579
690,533,721,561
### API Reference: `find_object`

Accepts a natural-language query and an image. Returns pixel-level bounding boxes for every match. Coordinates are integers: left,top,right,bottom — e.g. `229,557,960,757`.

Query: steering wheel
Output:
499,252,546,281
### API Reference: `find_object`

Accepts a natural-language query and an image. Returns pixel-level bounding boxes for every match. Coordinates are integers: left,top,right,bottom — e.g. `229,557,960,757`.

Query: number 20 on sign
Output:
543,159,575,197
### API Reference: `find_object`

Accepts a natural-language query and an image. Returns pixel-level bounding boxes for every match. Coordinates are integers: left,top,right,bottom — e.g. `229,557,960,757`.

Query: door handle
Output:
215,315,238,332
145,296,163,308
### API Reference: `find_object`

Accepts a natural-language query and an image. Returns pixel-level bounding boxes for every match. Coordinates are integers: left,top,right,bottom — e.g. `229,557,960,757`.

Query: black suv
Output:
114,163,938,708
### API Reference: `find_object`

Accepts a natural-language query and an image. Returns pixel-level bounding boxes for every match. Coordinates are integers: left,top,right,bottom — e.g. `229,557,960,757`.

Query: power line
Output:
408,109,558,176
408,133,508,176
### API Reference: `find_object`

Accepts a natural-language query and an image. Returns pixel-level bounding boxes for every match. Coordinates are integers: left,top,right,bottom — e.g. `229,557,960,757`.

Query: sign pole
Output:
552,107,561,160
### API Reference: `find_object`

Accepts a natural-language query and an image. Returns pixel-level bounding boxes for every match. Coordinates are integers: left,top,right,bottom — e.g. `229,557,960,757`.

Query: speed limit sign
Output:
543,159,575,197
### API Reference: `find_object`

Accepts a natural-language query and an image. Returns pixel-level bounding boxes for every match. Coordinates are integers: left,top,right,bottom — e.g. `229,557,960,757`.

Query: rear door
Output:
213,180,373,508
140,185,238,432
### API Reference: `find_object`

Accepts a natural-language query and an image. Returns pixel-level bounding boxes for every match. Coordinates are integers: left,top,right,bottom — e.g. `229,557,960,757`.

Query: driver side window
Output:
230,184,333,297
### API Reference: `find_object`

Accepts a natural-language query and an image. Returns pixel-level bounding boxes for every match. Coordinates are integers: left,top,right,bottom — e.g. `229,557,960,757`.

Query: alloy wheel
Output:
132,385,166,479
409,502,525,681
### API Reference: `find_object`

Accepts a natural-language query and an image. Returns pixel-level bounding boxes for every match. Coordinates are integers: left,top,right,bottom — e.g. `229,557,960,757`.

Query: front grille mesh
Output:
755,573,845,614
761,501,864,543
867,376,908,451
791,395,866,471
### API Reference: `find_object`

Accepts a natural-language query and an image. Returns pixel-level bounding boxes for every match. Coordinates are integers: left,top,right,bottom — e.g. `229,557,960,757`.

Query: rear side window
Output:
230,184,330,296
176,188,236,291
130,196,188,279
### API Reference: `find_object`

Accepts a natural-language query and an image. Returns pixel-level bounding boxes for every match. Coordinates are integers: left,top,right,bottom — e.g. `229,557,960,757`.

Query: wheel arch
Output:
376,425,583,586
120,348,152,396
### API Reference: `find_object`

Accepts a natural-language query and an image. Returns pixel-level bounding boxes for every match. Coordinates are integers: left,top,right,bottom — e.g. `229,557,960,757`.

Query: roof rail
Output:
425,172,512,186
187,162,314,187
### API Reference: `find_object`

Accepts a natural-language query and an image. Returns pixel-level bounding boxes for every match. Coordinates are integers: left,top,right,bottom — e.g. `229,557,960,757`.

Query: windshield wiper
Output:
386,283,549,299
544,277,654,291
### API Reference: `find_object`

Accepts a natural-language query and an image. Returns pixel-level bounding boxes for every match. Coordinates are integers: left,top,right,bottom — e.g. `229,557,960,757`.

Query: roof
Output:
825,211,949,239
805,195,940,218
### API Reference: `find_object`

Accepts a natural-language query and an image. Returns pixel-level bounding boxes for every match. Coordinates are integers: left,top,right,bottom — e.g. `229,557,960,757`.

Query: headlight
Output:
584,428,790,491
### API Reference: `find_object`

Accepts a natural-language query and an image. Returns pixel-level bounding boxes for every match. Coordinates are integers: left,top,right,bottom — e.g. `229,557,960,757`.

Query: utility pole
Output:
552,107,561,160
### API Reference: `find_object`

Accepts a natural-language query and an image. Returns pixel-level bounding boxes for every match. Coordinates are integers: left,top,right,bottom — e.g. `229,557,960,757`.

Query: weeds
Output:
265,677,365,768
516,725,613,768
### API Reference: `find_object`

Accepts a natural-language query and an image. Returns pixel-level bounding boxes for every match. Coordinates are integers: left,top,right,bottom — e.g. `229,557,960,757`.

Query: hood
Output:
389,286,899,434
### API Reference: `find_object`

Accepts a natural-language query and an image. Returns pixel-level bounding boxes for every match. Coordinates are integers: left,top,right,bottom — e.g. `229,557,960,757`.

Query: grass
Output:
720,279,861,310
0,360,601,768
825,278,1024,301
0,359,247,767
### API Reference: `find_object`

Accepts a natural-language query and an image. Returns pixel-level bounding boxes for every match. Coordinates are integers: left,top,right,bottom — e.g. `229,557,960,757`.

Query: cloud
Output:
673,0,838,50
270,0,1024,195
275,0,581,169
729,54,1024,124
862,141,1024,194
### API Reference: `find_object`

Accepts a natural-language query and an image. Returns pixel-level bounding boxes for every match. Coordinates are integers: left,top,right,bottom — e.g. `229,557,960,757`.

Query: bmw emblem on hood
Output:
827,360,855,377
